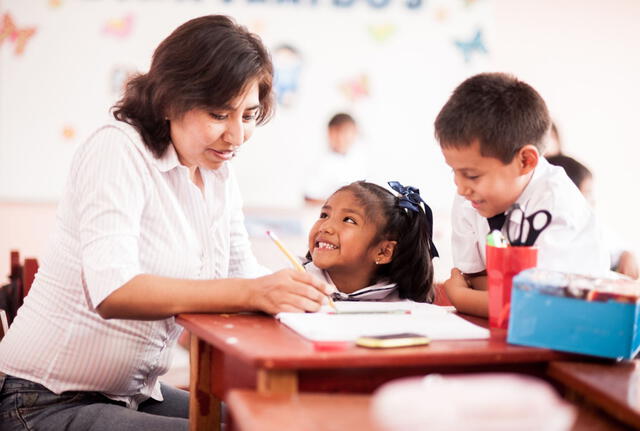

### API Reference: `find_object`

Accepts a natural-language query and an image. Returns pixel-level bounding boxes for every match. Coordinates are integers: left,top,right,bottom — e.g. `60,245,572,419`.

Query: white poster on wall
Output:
0,0,493,209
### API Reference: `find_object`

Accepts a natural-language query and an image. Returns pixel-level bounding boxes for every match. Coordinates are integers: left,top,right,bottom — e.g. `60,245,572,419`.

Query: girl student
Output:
304,180,439,302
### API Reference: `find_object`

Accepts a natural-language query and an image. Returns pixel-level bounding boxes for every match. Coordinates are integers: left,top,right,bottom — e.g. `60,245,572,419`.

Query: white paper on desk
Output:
276,302,489,342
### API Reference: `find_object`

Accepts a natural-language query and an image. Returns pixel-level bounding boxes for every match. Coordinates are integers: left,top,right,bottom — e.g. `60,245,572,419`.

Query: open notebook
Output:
276,301,489,342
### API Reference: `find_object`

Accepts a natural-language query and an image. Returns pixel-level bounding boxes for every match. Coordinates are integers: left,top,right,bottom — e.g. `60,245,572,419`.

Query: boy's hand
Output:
617,251,639,280
443,268,489,317
443,268,470,303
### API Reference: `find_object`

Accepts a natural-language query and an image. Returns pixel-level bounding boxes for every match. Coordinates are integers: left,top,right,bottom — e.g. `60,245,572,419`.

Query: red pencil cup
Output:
486,245,538,329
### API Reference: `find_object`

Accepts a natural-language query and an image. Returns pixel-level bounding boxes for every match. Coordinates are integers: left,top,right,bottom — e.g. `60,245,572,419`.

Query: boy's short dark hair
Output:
328,113,356,129
434,72,551,164
547,154,592,189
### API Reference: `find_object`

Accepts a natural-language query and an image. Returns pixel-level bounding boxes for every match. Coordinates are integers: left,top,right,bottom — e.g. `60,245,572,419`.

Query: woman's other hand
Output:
249,269,333,314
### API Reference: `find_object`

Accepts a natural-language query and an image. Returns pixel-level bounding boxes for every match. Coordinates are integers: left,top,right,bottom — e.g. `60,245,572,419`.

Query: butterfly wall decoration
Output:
454,28,488,63
0,13,37,56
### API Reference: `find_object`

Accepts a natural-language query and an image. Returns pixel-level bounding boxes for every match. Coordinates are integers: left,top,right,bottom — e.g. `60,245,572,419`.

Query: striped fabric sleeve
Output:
73,126,147,309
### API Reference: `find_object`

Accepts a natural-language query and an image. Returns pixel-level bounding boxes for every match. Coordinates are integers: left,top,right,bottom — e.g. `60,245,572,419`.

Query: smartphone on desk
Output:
356,333,430,349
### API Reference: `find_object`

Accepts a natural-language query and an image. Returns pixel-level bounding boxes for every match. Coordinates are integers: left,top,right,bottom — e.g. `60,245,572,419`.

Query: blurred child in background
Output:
544,122,563,157
547,154,639,279
303,113,367,205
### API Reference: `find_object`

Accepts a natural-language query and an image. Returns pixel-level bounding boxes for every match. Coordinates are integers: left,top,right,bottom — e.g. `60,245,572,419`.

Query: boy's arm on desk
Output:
443,269,488,318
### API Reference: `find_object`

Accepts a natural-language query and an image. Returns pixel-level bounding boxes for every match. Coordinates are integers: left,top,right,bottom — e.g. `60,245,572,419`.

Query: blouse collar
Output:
118,120,229,180
303,261,399,301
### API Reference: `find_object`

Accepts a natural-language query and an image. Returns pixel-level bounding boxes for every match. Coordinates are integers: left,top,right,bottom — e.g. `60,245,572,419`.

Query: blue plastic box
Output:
507,268,640,360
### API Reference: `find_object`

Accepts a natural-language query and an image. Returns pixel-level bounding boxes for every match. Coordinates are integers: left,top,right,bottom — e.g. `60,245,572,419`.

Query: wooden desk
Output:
226,389,629,431
227,390,383,431
178,312,576,431
548,360,640,429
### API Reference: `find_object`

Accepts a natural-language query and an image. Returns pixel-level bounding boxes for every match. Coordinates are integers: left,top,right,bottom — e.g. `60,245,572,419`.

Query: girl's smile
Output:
309,191,376,268
308,189,391,293
314,239,339,251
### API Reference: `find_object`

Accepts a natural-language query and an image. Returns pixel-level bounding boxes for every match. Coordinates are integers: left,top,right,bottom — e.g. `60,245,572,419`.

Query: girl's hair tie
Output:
388,181,439,258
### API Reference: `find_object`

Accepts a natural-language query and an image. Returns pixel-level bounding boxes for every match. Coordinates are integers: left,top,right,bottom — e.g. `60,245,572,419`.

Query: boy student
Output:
435,72,609,317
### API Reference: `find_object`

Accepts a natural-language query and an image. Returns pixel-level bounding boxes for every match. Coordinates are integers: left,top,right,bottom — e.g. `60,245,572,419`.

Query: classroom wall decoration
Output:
102,13,135,39
339,74,370,103
0,0,493,208
0,12,37,56
454,28,487,63
368,23,396,43
273,44,303,108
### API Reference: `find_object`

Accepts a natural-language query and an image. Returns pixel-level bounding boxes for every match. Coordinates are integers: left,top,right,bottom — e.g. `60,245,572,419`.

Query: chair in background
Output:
0,250,39,331
0,309,8,340
23,257,38,298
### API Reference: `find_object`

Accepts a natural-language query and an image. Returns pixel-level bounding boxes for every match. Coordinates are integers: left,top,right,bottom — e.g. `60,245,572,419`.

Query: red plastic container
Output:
486,245,538,329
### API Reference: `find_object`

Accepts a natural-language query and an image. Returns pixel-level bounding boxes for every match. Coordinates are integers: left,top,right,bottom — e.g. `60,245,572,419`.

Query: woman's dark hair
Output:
112,15,274,158
336,181,436,302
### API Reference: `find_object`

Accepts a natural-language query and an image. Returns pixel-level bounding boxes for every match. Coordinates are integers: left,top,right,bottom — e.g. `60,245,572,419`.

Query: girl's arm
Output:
97,269,331,320
443,269,488,317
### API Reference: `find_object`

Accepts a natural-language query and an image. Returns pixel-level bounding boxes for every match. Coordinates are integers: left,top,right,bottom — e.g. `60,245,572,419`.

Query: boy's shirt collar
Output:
303,261,399,301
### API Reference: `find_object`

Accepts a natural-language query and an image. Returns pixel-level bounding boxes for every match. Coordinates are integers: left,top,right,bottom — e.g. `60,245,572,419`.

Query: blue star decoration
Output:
454,29,488,63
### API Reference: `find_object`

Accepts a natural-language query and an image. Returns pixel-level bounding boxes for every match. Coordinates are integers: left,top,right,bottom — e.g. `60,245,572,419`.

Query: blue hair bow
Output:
388,181,439,258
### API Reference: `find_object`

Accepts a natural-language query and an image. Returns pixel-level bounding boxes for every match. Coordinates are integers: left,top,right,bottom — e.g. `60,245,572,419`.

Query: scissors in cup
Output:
505,203,552,246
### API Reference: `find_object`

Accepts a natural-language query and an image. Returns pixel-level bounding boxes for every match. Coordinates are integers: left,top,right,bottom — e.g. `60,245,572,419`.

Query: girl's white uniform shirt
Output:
451,157,610,277
0,122,266,409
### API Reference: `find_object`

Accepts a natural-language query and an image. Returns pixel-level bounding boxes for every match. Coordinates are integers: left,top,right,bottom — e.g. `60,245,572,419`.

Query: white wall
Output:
1,0,639,280
492,0,640,255
0,0,491,211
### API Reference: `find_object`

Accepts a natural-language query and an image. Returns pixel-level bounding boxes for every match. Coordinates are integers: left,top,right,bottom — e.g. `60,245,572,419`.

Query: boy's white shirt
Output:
602,223,629,270
303,261,402,301
451,157,610,277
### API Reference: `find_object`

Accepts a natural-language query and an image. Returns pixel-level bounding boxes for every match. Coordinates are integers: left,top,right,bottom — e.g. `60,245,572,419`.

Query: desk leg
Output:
189,334,221,431
256,369,298,394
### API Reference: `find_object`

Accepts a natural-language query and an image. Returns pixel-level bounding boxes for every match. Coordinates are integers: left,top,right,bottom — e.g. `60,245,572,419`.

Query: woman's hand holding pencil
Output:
266,230,338,311
248,269,334,314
